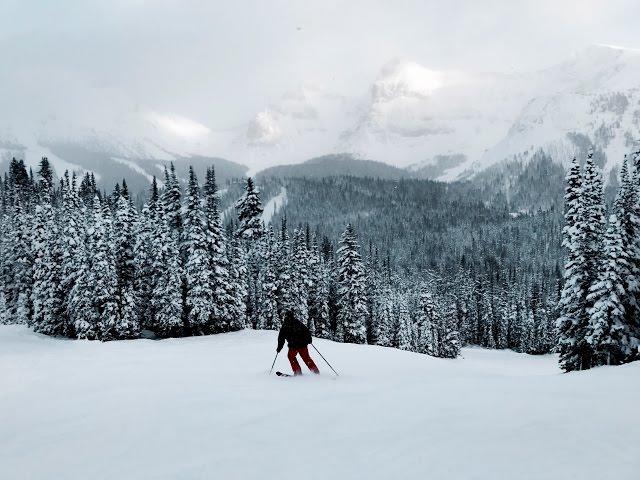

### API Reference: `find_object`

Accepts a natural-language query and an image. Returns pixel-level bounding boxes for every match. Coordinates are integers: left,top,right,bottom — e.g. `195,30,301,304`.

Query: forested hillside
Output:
259,174,564,354
3,149,638,369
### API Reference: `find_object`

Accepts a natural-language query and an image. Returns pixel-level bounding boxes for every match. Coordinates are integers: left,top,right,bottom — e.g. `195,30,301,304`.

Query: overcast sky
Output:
2,0,640,129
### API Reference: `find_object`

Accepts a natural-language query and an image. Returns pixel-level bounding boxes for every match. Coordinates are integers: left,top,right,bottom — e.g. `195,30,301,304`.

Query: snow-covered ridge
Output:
3,44,640,183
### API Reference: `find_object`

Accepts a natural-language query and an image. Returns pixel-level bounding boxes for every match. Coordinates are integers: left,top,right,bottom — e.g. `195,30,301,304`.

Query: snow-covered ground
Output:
1,325,638,480
260,186,287,225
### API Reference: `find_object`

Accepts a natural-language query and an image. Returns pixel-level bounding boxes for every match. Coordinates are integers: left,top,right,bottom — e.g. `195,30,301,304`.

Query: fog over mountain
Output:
2,1,640,186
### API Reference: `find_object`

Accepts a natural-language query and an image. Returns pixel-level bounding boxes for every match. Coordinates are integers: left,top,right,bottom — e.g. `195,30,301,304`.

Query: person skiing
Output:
276,310,320,375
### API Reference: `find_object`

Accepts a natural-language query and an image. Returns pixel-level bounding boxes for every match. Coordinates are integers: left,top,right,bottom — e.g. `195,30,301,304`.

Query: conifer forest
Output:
2,151,637,371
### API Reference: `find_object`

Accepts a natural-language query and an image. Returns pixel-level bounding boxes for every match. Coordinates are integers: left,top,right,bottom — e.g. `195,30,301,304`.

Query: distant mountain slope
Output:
0,141,248,193
248,45,640,180
256,154,411,179
3,45,640,187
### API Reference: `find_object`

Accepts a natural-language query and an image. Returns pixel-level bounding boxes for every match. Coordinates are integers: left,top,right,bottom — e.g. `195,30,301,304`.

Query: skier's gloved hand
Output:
276,347,282,353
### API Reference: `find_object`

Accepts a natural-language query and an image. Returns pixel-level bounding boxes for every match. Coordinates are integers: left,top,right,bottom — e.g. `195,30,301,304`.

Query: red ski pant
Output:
287,346,320,375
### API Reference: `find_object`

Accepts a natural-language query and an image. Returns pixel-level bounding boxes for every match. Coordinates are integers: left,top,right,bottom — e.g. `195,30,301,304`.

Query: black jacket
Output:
277,317,312,351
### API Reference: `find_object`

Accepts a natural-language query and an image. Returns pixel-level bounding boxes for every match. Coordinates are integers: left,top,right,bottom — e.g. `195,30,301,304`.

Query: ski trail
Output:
260,186,287,225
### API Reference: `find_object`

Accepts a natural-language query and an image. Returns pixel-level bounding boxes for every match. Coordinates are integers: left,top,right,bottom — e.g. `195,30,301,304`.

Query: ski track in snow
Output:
260,186,287,225
0,325,638,480
112,157,163,187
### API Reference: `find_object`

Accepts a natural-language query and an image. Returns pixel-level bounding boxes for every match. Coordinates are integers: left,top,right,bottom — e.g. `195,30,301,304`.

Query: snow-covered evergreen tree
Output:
376,287,394,347
59,171,84,337
183,167,215,334
204,167,233,332
256,226,279,330
558,156,592,371
152,205,184,338
235,177,263,241
586,214,633,365
113,193,139,339
275,219,296,318
31,181,55,331
416,286,438,355
162,164,182,234
336,224,368,344
133,201,157,331
291,229,310,328
94,201,121,341
227,235,248,331
7,200,33,324
68,200,100,340
0,290,7,325
396,298,413,351
308,237,330,338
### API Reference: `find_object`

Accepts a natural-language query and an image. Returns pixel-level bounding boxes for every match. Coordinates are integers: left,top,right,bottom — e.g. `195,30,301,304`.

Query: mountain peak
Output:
372,59,444,102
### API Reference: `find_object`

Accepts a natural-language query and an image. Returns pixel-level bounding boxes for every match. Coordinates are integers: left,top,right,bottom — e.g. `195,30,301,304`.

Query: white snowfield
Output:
1,325,638,480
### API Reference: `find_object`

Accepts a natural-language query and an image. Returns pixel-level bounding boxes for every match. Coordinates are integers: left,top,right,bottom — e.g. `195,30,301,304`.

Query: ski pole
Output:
311,344,339,377
269,351,279,375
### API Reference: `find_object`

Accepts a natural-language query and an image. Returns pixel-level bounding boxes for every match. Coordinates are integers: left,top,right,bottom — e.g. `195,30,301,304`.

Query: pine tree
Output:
36,157,54,200
416,286,438,355
617,154,640,356
202,168,228,332
94,201,121,341
0,290,7,325
586,214,633,365
162,164,182,234
275,220,296,318
439,301,461,358
365,247,381,345
31,182,55,331
67,198,100,340
308,237,330,338
558,157,592,371
520,307,534,353
133,201,157,331
256,226,279,329
495,298,509,349
152,205,184,338
291,229,310,328
396,298,413,351
113,193,139,338
70,246,98,339
6,200,33,324
227,235,248,331
235,177,263,240
59,171,84,337
336,224,368,344
183,167,215,334
480,292,496,348
376,287,394,347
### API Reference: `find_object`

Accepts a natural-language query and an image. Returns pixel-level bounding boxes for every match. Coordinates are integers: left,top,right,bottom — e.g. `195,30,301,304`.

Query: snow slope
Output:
260,186,287,225
1,325,638,480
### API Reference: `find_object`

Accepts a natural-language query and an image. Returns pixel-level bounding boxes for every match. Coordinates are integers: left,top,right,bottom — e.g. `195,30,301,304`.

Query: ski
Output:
275,371,293,377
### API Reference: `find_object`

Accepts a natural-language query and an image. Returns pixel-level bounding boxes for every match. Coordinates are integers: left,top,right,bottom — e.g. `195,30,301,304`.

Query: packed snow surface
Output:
1,325,638,480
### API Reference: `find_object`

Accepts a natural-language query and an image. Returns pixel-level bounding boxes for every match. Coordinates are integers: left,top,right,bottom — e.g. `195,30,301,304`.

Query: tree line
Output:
0,155,571,361
558,153,640,371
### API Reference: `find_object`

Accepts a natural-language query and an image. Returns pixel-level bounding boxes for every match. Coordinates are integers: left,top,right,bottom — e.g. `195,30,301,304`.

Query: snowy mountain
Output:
247,44,640,180
3,44,640,187
476,45,640,178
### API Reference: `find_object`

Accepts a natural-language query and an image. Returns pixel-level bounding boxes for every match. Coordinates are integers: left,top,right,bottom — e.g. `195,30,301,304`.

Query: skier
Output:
276,310,320,375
